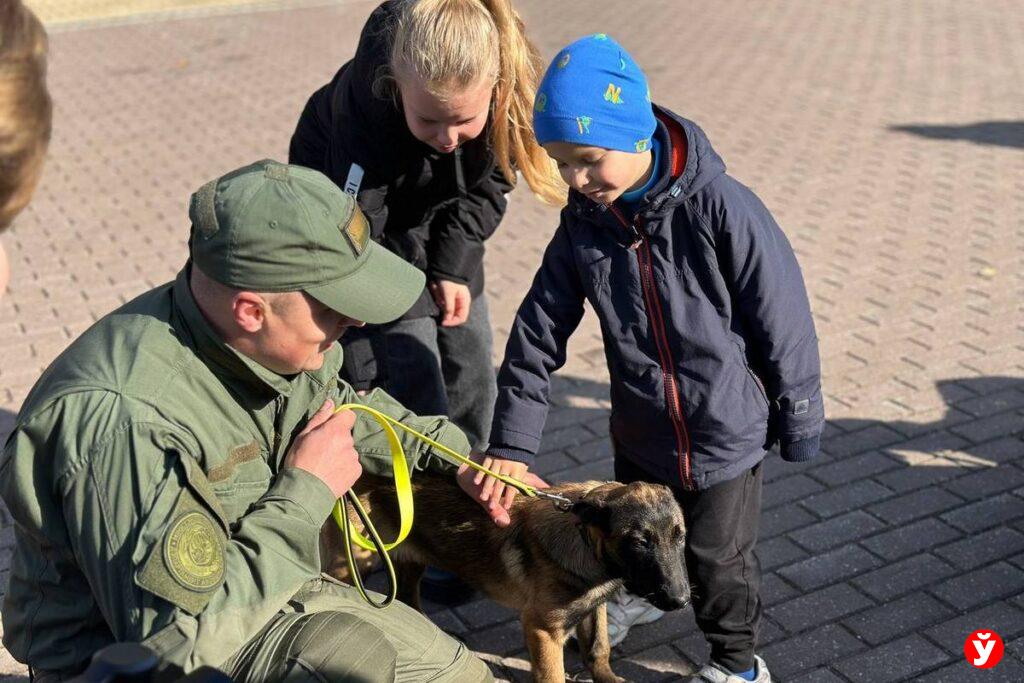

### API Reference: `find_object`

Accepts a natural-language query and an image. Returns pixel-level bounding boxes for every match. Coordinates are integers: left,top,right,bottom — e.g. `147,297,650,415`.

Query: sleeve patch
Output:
164,511,225,591
138,505,226,615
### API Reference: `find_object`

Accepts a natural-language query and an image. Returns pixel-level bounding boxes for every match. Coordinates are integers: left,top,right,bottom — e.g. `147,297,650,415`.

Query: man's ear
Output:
233,292,268,333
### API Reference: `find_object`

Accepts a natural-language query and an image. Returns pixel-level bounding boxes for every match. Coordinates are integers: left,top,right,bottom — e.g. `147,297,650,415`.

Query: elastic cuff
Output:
426,268,472,286
780,434,820,463
487,445,534,466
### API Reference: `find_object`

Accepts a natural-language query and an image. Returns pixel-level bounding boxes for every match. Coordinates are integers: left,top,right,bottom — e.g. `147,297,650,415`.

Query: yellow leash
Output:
329,403,559,608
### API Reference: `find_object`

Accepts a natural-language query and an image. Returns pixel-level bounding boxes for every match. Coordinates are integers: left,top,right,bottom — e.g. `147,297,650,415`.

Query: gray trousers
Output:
340,294,497,451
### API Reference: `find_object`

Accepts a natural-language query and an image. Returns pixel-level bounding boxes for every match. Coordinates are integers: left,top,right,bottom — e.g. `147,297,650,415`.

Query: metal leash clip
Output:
532,489,575,512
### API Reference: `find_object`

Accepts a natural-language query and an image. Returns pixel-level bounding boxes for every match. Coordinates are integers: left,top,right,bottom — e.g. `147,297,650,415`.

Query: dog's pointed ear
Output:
571,499,611,531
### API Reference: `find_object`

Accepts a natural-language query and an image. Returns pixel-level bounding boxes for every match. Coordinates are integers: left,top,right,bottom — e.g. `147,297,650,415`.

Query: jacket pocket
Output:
207,443,274,522
745,366,771,410
742,365,781,449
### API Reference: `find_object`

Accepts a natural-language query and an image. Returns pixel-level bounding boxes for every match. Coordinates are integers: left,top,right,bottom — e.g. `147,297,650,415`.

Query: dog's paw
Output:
583,671,625,683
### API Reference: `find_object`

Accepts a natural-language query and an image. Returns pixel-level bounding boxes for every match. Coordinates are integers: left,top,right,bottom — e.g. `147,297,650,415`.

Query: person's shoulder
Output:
308,2,394,125
10,284,203,476
366,0,399,30
18,283,184,418
687,173,776,234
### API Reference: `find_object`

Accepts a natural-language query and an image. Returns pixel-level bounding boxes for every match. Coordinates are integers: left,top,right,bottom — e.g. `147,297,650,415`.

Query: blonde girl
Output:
290,0,560,454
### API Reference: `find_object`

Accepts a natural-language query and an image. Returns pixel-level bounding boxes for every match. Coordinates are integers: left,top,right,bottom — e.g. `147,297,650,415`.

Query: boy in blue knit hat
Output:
459,34,824,683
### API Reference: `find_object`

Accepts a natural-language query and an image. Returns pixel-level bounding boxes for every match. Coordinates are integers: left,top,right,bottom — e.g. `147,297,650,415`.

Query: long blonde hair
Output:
0,0,51,231
389,0,564,205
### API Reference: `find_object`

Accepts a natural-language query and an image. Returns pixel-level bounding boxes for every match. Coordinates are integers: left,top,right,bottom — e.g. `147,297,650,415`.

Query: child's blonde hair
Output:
388,0,564,205
0,0,51,231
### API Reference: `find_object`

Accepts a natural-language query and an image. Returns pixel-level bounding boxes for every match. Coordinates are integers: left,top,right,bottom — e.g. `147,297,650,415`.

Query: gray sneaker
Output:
605,589,665,647
687,656,771,683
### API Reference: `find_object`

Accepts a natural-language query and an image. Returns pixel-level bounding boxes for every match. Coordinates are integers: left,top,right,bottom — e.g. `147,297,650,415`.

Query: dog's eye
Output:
632,534,652,549
672,525,684,542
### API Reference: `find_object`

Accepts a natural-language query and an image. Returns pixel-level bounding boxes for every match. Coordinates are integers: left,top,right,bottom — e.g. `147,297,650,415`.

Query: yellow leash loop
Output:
329,403,549,608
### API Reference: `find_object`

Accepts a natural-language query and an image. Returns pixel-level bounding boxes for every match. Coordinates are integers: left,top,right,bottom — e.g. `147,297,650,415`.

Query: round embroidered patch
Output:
164,511,225,592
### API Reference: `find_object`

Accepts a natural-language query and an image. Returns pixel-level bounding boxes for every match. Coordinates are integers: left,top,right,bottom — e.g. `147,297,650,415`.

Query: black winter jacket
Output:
288,0,512,320
489,107,824,491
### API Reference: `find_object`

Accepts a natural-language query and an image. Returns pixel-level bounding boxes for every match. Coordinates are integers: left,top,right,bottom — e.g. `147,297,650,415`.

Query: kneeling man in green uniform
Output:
0,160,494,682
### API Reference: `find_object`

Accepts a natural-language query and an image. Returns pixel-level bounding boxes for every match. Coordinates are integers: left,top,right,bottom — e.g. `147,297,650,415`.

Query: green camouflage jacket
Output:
0,268,469,674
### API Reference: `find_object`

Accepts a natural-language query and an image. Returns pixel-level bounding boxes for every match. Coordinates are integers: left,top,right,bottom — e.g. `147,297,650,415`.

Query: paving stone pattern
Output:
2,0,1023,681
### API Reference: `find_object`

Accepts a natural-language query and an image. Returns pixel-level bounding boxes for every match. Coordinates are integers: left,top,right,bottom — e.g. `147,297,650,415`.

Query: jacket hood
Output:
568,105,727,221
329,2,420,178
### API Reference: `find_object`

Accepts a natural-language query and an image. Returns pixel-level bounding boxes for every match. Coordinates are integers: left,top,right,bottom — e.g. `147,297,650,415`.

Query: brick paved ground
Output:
2,0,1023,680
26,0,332,27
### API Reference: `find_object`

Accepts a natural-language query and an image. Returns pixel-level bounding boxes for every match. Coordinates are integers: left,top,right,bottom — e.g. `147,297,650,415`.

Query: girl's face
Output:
397,75,493,154
543,141,653,205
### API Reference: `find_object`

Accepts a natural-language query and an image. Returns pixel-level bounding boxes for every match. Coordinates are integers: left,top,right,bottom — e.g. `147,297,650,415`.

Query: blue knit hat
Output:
533,34,656,153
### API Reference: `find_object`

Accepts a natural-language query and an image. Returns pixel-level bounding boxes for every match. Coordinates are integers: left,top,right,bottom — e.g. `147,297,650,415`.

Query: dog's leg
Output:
575,604,623,683
319,523,377,584
395,560,426,612
320,522,375,583
521,611,567,683
319,521,347,581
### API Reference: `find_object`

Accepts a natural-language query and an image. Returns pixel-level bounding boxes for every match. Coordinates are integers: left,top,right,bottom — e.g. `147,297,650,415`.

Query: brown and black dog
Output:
321,472,691,683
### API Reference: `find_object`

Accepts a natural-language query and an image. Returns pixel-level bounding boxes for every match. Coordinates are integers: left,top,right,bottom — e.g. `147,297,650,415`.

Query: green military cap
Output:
188,159,424,324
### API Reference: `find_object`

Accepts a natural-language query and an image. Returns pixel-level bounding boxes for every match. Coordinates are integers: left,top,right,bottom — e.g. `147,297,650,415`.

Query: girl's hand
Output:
429,279,471,327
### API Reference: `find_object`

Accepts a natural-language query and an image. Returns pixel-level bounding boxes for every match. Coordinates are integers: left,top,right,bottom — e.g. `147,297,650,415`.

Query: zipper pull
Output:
607,203,644,249
626,222,643,250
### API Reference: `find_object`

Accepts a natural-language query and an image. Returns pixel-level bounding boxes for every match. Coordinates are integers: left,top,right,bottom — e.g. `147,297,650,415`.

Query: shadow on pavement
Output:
890,120,1024,149
827,375,1023,463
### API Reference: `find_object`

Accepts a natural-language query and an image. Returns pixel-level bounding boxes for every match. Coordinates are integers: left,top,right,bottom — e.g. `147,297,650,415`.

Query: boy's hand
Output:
429,279,471,327
457,454,542,527
478,456,531,509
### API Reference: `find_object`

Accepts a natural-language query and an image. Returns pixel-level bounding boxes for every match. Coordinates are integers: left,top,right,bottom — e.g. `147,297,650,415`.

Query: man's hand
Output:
429,279,471,327
284,400,361,498
457,454,548,527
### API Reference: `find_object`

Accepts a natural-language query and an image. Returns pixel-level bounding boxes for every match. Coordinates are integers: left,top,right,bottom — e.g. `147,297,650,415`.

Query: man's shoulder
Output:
19,283,189,421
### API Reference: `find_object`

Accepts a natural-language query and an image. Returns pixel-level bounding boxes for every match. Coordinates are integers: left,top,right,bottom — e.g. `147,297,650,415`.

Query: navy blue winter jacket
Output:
489,106,824,491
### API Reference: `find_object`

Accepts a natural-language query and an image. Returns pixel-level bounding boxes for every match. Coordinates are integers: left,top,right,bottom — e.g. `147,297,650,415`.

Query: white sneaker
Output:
687,656,772,683
605,589,665,647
